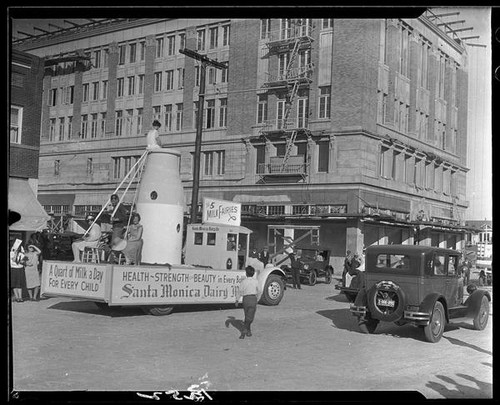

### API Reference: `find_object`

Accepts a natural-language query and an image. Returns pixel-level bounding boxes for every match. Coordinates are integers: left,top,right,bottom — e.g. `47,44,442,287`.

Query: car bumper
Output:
403,310,430,322
350,305,367,317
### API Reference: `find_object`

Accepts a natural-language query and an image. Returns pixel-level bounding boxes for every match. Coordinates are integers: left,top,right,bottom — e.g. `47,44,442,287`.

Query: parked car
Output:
276,248,334,286
349,245,491,343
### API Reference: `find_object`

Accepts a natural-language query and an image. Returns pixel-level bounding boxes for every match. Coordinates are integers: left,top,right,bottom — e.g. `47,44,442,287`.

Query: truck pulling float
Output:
41,148,286,315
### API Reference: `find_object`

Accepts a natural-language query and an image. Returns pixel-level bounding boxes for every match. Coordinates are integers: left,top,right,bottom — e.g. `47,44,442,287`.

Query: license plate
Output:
377,298,395,307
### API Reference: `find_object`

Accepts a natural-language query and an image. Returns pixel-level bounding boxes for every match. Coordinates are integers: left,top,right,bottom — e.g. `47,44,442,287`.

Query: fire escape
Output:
258,19,315,182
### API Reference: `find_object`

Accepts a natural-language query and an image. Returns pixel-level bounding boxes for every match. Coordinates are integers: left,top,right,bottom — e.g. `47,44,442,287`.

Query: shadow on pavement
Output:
316,308,356,331
426,374,492,398
443,335,492,356
48,300,239,317
224,316,245,336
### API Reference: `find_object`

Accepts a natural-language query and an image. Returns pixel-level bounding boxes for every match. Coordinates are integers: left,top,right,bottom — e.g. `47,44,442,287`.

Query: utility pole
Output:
180,48,227,224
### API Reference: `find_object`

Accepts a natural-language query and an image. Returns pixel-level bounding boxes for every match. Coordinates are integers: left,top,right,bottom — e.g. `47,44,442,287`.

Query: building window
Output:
176,103,183,131
177,68,185,89
167,35,175,56
87,158,93,175
318,86,331,119
118,44,126,65
154,72,163,92
204,150,225,176
115,110,123,136
222,25,230,46
92,82,99,101
81,115,88,139
419,39,430,89
257,94,268,124
128,76,135,96
318,141,329,173
221,64,228,83
136,108,143,135
206,100,216,129
297,98,308,128
260,19,271,39
90,113,98,138
197,29,206,51
125,109,133,136
101,81,108,100
140,41,146,61
195,66,200,87
166,69,174,91
49,88,57,106
54,160,60,176
322,19,333,29
129,43,136,63
64,86,74,104
208,67,216,85
138,75,144,95
209,27,218,49
156,37,164,58
219,98,227,128
49,118,56,141
68,116,73,139
277,100,286,129
398,25,410,77
10,106,22,144
93,50,101,68
117,78,125,97
436,51,446,99
99,113,106,137
153,106,161,122
425,161,434,190
58,117,65,141
164,104,173,132
112,157,121,179
278,53,289,78
178,33,186,52
280,19,291,40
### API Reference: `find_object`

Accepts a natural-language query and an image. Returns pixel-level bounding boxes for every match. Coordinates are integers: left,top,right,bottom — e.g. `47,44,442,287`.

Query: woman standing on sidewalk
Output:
24,245,42,301
10,239,26,302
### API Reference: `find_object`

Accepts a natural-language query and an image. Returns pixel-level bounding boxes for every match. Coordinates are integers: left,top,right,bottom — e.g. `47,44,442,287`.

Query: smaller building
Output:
465,220,493,259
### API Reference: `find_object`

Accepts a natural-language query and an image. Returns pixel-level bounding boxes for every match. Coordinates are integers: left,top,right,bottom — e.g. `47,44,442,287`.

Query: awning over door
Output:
9,178,50,232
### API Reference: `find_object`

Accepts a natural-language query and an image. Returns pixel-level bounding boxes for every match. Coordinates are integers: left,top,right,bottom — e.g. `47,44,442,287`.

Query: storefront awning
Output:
9,178,50,232
38,193,75,206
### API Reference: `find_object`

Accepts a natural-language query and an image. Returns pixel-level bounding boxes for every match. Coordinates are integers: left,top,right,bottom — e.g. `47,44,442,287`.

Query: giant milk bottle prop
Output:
136,149,185,264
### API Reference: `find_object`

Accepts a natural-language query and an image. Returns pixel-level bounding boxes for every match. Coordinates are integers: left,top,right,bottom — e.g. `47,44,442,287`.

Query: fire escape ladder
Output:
281,130,298,172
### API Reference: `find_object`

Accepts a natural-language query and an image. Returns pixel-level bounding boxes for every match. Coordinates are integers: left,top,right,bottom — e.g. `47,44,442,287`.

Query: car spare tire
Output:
367,280,406,323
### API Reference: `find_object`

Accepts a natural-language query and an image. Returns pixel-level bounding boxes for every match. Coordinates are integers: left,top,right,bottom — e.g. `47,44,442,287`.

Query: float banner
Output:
110,265,245,305
202,197,241,226
41,261,107,300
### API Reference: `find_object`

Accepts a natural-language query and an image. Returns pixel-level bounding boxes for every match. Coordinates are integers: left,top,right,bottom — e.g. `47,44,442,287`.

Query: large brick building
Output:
9,48,49,243
12,15,472,269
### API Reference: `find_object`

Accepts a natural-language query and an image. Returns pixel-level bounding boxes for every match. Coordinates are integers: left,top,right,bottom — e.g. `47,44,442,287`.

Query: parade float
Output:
41,148,286,315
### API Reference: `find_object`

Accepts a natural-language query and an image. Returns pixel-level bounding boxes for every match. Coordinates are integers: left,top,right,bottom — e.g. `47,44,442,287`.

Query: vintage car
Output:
349,245,491,343
276,248,334,286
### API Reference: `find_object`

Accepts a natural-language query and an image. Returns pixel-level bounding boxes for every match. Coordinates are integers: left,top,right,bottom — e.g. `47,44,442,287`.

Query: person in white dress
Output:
24,245,41,301
71,214,102,262
146,120,162,149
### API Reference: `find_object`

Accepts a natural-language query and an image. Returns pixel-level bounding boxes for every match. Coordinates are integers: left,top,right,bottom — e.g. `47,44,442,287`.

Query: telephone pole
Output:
179,48,227,224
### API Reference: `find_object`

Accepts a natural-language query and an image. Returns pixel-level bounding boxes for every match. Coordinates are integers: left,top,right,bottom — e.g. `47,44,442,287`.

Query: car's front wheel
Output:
423,301,445,343
473,296,490,330
308,271,317,286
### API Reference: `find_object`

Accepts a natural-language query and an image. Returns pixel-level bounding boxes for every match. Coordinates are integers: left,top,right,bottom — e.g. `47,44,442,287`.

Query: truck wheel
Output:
473,296,489,330
324,267,333,284
423,301,445,343
358,317,379,334
141,306,174,316
308,271,317,286
260,274,284,306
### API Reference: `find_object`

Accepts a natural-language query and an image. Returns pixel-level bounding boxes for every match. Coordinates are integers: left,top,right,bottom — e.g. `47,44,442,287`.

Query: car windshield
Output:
375,254,410,270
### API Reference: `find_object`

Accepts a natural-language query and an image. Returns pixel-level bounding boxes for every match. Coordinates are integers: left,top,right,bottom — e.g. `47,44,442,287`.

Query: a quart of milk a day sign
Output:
202,197,241,226
41,261,107,300
109,265,246,305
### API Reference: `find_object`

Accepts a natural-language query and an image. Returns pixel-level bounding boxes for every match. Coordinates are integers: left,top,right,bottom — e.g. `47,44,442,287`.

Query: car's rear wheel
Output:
473,296,489,330
423,301,445,343
358,317,379,334
308,271,317,286
367,281,405,323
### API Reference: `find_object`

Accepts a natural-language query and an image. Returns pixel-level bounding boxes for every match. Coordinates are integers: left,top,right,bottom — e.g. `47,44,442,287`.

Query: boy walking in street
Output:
235,266,260,339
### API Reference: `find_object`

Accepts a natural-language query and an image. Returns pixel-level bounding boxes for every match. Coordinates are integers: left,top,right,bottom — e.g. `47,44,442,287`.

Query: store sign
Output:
110,265,245,305
41,261,107,300
202,197,241,226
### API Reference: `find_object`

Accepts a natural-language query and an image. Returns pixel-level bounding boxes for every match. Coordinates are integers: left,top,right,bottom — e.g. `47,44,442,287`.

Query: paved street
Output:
10,279,492,399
